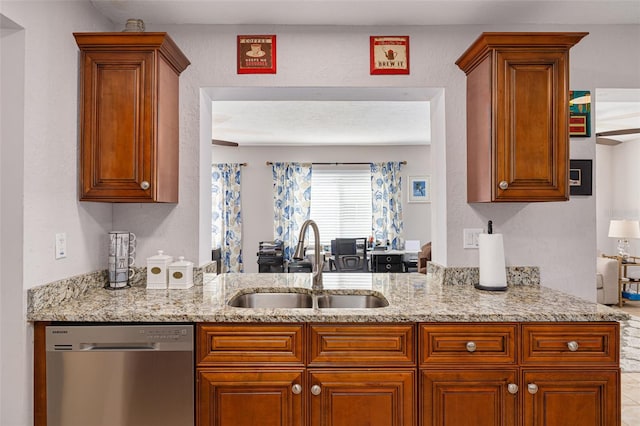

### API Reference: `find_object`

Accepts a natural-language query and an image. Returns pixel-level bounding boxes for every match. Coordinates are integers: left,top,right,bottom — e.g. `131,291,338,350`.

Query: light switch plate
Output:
463,228,483,249
55,232,67,259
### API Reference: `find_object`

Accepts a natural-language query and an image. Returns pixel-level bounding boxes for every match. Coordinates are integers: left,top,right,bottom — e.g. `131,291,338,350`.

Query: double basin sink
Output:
228,291,388,309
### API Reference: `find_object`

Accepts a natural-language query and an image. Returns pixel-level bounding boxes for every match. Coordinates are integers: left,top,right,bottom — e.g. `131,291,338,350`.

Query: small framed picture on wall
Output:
408,176,430,203
237,35,276,74
370,36,410,75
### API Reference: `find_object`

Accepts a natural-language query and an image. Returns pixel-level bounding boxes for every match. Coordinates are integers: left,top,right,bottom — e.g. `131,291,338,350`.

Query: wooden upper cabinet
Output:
74,33,190,202
456,32,587,202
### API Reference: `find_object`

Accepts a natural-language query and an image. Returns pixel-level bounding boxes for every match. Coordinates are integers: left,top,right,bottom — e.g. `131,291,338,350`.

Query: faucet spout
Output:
293,219,323,291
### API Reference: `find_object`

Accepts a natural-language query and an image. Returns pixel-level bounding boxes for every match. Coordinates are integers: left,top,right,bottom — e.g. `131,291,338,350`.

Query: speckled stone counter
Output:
27,272,628,323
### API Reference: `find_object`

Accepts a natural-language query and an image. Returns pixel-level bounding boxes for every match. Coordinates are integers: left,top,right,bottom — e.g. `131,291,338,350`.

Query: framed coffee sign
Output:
370,36,409,75
237,35,276,74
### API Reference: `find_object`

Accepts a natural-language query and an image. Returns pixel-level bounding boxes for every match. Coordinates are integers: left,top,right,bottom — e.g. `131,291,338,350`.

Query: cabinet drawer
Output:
376,254,403,264
377,262,404,272
309,324,415,366
197,324,304,366
420,323,517,366
521,323,619,365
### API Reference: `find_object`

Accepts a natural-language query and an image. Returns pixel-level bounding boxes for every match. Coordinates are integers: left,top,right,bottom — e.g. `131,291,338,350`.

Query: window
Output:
310,165,372,246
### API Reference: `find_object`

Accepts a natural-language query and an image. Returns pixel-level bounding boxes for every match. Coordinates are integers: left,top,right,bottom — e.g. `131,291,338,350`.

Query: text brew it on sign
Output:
370,36,409,75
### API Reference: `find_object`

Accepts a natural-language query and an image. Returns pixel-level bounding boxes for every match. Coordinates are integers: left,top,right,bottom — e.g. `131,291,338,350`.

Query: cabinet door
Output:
309,369,415,426
79,50,156,201
522,370,619,426
420,369,518,426
75,32,189,203
494,49,569,201
197,369,304,426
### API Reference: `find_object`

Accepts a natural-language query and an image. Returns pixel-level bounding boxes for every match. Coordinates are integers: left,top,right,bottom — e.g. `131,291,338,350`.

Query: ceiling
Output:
91,1,640,27
206,87,437,146
90,1,640,146
596,89,640,144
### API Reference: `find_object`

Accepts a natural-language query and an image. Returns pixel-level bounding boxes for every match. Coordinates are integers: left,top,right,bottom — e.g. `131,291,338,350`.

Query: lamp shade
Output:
608,220,640,239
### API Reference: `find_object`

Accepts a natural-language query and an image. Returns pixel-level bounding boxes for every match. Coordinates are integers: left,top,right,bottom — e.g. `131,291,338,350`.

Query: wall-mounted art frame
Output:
569,159,592,196
370,36,409,75
237,35,276,74
408,175,430,203
569,90,591,137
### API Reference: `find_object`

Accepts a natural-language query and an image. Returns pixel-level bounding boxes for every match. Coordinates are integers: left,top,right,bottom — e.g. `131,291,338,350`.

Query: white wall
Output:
596,141,640,256
1,15,25,426
0,2,638,422
212,145,431,272
0,2,113,424
113,23,639,302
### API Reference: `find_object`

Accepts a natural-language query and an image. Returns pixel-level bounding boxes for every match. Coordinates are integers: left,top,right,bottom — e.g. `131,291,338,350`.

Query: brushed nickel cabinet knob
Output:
567,341,579,352
466,341,477,352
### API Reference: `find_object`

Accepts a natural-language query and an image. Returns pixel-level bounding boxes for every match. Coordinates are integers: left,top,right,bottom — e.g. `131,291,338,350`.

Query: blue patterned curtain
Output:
212,163,243,272
272,162,312,261
371,162,404,249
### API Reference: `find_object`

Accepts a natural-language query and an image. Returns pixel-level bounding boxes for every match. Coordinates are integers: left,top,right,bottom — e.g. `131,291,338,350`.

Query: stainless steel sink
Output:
228,291,388,309
316,294,389,309
228,292,313,308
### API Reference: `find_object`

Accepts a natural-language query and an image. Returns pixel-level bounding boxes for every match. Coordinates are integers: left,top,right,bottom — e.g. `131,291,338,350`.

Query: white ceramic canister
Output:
168,256,194,289
146,250,173,289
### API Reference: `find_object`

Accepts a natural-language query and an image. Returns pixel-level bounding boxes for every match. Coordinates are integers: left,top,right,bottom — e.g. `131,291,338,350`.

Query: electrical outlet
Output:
55,233,67,259
463,228,483,249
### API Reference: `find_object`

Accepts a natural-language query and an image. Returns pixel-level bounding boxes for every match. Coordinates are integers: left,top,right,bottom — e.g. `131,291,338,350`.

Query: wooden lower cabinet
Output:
522,370,619,426
420,369,518,426
309,369,416,426
197,369,305,426
193,322,620,426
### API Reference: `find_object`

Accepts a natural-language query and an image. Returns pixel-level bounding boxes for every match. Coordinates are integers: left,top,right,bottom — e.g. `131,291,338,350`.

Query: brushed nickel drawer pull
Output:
527,383,539,394
567,341,579,352
311,385,321,396
507,383,519,394
466,341,477,352
291,384,302,395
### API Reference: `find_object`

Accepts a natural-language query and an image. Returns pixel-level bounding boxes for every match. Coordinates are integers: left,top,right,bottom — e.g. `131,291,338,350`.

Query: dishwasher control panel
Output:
46,324,194,351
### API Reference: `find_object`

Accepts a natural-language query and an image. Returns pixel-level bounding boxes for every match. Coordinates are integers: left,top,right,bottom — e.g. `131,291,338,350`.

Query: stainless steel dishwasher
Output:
46,324,194,426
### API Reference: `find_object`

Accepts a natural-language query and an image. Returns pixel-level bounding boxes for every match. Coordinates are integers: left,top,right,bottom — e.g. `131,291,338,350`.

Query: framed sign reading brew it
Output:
370,36,410,75
237,35,276,74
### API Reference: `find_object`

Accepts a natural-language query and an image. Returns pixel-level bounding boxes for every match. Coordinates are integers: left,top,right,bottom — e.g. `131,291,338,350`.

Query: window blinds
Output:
310,166,372,246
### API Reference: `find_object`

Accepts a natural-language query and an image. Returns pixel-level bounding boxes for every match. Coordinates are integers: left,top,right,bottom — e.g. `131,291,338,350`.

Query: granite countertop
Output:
27,272,628,323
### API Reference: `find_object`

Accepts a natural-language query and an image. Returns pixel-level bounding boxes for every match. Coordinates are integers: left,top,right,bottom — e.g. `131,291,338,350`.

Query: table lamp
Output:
608,219,640,259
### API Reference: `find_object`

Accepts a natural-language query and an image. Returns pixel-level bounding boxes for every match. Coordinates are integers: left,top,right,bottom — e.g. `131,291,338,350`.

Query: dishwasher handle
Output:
80,343,159,351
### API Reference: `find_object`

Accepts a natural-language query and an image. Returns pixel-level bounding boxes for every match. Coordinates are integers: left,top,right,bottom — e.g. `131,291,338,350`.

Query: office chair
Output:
332,238,368,272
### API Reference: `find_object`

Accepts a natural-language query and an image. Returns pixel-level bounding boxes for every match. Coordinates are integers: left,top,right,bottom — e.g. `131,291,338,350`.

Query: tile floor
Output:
616,300,640,425
623,373,640,426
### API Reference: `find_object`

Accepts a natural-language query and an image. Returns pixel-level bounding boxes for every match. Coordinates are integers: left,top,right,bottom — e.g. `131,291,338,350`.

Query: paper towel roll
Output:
477,233,507,291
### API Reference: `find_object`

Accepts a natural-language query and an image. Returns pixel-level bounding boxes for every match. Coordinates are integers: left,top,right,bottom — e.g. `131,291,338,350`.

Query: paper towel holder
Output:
475,282,508,291
475,223,508,291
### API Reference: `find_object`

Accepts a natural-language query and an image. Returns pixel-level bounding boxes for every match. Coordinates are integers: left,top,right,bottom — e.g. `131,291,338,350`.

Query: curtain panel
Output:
371,162,404,249
212,163,243,272
272,162,312,261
